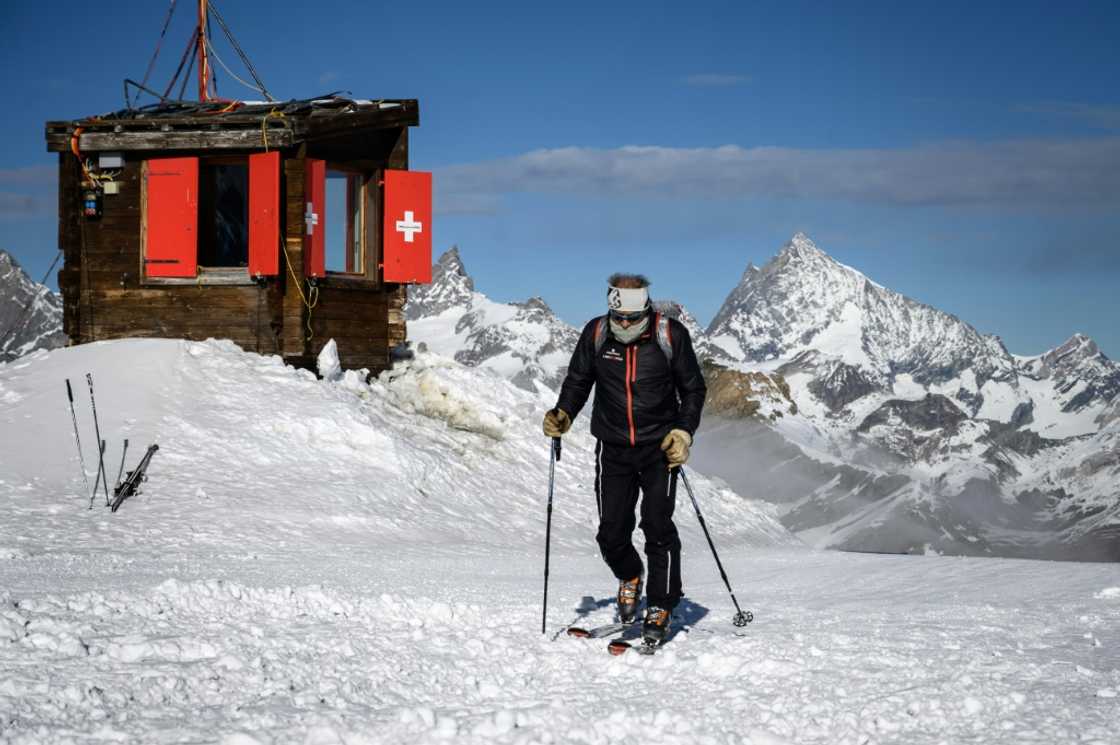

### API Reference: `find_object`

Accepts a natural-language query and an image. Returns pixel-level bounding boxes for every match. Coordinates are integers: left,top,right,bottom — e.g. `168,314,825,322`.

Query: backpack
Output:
593,312,674,363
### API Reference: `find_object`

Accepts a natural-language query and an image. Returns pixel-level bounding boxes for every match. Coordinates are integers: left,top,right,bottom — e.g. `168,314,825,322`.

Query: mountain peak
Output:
1045,333,1104,366
405,245,476,320
758,232,846,279
436,245,467,272
779,232,827,261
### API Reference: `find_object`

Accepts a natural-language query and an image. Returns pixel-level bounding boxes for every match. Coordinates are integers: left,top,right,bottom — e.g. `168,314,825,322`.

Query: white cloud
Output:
0,165,55,217
437,138,1120,208
0,165,55,186
1016,102,1120,131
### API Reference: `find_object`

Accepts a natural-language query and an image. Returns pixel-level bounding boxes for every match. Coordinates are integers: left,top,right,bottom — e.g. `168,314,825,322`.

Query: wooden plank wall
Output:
56,140,406,376
57,154,282,355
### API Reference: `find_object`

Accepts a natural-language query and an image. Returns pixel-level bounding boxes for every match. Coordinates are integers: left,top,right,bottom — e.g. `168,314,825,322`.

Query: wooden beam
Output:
303,106,419,141
47,129,295,152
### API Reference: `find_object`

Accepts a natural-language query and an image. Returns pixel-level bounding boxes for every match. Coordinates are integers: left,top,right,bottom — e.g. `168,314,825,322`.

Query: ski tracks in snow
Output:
2,551,1118,745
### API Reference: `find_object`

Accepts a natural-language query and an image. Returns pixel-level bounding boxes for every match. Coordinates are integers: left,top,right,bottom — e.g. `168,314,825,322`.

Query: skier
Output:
543,273,706,646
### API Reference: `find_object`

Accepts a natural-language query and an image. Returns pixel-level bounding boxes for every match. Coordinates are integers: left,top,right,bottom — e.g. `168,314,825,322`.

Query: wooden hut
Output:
44,43,431,375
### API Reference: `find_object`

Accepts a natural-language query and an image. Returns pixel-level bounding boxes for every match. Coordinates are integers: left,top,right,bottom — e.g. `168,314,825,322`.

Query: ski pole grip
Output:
552,437,561,462
66,379,74,402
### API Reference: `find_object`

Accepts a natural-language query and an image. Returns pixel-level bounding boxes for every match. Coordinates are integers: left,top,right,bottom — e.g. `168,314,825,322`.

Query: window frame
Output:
324,164,368,278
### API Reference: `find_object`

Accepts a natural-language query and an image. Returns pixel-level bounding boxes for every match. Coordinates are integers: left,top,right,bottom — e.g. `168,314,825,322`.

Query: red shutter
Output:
145,157,198,278
248,151,280,277
304,158,326,278
382,169,432,284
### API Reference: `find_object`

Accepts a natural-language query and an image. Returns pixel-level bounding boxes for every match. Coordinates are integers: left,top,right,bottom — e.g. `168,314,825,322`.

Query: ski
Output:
566,620,639,639
110,444,159,513
607,639,665,656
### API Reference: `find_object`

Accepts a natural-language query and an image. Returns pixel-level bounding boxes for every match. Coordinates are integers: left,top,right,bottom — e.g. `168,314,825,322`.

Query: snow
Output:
2,340,1118,744
891,373,925,400
810,301,872,370
1018,373,1105,439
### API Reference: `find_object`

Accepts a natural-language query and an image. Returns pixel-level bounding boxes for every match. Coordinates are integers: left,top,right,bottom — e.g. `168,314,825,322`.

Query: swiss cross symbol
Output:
305,202,319,235
395,210,423,243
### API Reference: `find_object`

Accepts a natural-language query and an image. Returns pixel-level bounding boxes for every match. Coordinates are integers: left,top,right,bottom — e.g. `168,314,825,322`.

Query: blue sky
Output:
2,0,1118,357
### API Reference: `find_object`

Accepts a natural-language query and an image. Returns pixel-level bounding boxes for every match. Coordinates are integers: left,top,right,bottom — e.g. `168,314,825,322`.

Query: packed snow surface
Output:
2,340,1118,744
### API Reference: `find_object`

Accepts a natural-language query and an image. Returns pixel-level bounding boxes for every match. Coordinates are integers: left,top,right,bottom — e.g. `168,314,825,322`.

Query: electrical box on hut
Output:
44,2,432,375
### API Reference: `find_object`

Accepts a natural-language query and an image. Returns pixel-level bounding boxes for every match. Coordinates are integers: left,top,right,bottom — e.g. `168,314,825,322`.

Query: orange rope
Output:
70,127,95,184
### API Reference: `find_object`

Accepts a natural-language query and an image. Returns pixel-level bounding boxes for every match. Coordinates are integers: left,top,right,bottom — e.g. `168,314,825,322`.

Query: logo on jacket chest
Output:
601,347,625,363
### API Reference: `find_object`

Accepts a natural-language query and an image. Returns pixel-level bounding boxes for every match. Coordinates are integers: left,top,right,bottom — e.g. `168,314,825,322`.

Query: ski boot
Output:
617,575,643,623
642,606,671,646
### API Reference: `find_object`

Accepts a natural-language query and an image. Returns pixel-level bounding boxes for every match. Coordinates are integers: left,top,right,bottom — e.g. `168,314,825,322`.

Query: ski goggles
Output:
609,308,648,323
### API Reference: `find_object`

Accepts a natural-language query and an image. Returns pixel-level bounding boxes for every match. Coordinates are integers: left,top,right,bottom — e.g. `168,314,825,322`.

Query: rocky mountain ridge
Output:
0,250,66,362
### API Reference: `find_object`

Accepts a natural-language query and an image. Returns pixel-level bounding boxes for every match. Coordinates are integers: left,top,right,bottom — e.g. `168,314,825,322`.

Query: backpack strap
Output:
593,315,608,355
654,312,674,363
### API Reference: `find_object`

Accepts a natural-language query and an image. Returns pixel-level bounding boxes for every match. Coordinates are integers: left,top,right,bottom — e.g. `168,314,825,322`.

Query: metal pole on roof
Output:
197,0,210,101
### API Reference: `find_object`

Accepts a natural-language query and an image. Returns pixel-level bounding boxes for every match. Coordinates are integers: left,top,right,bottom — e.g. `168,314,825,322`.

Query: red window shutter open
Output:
382,170,432,284
145,157,198,278
304,158,326,278
248,151,280,277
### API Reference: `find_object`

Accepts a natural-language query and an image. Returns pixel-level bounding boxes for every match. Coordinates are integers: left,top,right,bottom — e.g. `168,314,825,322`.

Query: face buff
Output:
607,284,650,343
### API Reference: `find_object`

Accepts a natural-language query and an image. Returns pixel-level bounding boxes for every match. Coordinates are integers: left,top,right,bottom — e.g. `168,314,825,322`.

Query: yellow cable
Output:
261,110,290,153
280,236,318,341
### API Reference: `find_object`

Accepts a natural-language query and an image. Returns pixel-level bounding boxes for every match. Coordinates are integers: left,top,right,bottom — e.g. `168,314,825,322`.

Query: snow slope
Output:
2,341,1118,744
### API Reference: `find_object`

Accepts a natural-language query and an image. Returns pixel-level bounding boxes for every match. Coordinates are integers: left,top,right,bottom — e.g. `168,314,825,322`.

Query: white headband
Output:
607,285,650,313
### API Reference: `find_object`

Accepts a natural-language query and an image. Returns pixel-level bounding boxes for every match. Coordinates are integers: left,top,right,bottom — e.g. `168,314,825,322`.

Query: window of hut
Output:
325,168,364,274
198,159,249,268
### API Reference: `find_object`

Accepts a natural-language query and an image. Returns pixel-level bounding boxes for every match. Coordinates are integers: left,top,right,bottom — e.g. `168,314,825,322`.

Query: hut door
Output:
144,157,199,278
248,152,280,277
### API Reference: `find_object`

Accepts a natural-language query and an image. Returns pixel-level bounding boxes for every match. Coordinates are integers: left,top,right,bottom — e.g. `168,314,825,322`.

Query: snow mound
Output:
0,338,795,559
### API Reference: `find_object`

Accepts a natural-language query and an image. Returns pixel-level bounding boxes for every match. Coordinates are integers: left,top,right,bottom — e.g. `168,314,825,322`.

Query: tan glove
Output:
542,408,572,438
660,429,692,468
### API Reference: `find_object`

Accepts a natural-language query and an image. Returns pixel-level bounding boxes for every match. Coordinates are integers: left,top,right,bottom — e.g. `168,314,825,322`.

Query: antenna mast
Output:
197,0,210,101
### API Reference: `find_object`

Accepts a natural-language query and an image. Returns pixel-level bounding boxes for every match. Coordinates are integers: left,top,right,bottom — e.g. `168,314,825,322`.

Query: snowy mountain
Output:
707,233,1020,405
694,234,1119,560
0,249,66,362
406,248,580,392
2,340,1117,743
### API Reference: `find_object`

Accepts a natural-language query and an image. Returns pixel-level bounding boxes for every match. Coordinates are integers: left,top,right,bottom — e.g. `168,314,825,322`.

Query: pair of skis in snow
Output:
565,620,665,656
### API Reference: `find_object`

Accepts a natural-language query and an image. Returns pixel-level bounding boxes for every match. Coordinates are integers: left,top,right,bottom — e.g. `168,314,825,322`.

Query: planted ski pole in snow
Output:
85,373,110,506
677,467,753,627
541,434,561,634
115,439,130,487
65,379,91,501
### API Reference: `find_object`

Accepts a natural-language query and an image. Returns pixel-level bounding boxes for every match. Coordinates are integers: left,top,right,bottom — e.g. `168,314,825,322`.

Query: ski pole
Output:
90,440,106,510
85,373,110,506
541,435,561,634
65,379,91,500
677,467,753,627
114,439,130,488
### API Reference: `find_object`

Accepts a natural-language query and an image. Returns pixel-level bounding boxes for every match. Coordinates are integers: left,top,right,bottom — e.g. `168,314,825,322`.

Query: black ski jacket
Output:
555,315,707,447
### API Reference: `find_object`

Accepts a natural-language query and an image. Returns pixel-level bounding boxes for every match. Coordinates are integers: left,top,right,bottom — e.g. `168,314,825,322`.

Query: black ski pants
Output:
594,439,682,611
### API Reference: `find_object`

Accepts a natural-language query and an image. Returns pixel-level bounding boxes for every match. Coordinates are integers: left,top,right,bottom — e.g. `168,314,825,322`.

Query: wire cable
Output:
205,38,268,98
207,0,274,101
138,0,179,104
163,26,198,100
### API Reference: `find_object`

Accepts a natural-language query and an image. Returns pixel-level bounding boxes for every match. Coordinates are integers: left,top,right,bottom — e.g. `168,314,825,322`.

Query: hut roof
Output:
46,95,419,153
